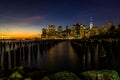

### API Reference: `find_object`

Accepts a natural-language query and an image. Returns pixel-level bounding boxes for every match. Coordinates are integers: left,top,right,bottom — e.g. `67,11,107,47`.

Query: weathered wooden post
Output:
28,42,31,67
22,42,25,64
13,42,16,69
94,42,99,68
37,42,40,64
87,46,91,69
1,42,5,69
8,42,12,69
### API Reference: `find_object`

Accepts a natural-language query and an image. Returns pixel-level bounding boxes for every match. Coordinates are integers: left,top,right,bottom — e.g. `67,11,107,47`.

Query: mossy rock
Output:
24,77,32,80
81,70,120,80
41,76,50,80
9,71,23,79
17,66,24,70
81,70,100,80
42,71,80,80
101,70,120,80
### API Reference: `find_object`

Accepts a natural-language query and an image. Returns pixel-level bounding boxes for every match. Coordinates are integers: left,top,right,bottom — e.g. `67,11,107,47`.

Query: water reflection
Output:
87,46,91,69
83,54,86,70
67,42,78,69
1,50,4,69
37,44,40,65
28,45,31,67
0,40,120,74
94,43,99,68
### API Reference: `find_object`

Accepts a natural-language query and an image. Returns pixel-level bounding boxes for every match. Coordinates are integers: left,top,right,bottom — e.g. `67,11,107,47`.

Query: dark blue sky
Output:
0,0,120,33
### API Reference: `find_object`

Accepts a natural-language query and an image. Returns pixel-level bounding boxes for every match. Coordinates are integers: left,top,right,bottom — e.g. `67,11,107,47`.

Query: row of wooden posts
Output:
0,40,63,70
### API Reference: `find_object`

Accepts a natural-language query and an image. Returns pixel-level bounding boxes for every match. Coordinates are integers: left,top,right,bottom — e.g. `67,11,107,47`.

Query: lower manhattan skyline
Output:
0,0,120,38
1,0,120,79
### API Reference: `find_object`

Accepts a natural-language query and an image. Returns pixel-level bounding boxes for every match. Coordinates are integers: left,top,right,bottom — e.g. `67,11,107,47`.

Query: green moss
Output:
81,70,120,80
9,71,23,79
42,71,80,80
41,76,50,80
24,77,32,80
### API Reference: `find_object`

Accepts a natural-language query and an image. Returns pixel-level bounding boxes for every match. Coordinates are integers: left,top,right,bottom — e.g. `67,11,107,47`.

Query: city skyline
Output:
0,0,120,38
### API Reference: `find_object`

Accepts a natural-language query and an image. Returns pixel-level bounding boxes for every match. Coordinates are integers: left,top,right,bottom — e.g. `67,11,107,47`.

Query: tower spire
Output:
90,17,94,29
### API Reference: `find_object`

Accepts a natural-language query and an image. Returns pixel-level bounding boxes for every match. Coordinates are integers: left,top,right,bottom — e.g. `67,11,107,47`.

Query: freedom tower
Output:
90,17,94,29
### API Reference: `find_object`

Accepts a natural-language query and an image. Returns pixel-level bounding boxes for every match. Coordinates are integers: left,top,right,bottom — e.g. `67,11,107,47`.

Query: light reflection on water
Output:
87,46,91,69
0,40,120,74
36,41,80,71
68,42,78,68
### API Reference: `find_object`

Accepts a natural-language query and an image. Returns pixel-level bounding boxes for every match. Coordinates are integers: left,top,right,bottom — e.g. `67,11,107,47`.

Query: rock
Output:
24,77,32,80
41,76,50,80
18,66,24,70
42,71,80,80
81,70,120,80
9,71,23,79
102,70,120,80
81,70,100,80
0,77,6,80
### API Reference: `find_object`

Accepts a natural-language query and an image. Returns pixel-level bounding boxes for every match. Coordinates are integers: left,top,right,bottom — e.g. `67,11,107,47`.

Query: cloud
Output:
0,15,44,24
1,15,18,20
20,16,44,22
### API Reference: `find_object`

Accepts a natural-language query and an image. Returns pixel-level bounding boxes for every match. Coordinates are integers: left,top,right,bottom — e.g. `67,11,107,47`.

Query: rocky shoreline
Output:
0,66,119,80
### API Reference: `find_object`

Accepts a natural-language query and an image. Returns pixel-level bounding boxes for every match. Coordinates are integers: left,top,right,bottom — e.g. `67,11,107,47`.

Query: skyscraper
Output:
58,26,62,33
108,21,113,28
48,25,56,38
90,17,94,29
90,22,94,29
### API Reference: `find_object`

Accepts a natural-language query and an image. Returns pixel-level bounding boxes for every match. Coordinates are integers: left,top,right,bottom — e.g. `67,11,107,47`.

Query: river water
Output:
0,40,120,74
23,41,81,73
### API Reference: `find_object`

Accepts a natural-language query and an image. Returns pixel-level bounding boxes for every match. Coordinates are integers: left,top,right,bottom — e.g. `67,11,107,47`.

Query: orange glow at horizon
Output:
0,33,41,39
0,23,43,39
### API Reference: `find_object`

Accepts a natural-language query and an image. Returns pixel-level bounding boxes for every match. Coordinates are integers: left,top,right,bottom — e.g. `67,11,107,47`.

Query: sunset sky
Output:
0,0,120,38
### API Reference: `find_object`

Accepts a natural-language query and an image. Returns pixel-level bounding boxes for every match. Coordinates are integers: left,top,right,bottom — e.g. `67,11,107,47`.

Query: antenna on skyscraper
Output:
90,17,93,22
89,17,94,29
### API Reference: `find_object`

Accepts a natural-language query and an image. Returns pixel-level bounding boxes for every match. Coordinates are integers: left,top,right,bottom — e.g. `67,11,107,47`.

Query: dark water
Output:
0,40,120,74
23,41,81,73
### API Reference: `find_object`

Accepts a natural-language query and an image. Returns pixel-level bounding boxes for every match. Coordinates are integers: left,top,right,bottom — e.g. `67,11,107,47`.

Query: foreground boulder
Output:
81,70,120,80
9,71,23,79
42,71,81,80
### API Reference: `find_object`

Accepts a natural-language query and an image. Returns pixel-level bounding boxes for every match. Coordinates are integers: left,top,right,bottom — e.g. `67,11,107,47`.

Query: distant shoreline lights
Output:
0,33,41,39
0,36,11,39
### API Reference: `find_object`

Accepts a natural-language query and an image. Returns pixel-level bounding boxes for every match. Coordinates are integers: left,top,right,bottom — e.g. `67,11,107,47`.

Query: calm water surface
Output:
25,41,80,72
0,40,120,74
